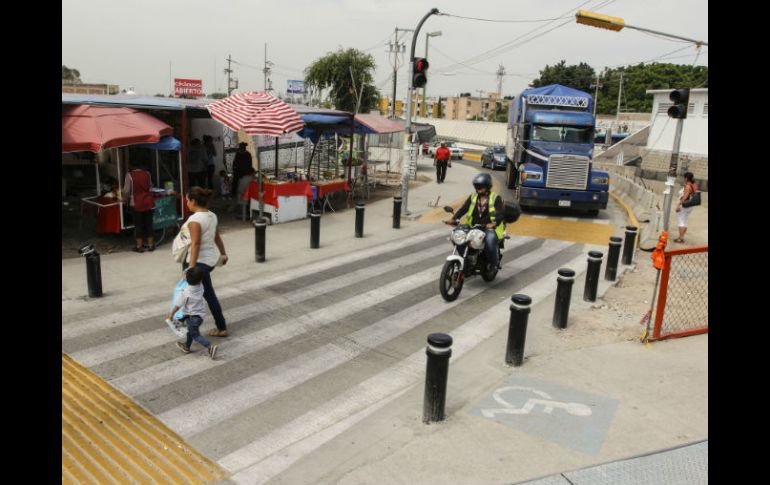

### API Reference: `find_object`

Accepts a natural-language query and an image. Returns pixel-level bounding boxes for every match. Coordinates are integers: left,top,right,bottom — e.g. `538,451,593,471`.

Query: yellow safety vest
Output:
466,192,505,239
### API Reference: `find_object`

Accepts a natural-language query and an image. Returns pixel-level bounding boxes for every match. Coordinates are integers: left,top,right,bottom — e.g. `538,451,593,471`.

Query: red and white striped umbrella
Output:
205,91,304,136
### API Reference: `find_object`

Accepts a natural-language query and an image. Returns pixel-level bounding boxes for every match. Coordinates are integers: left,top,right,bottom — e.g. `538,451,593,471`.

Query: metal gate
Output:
650,245,708,341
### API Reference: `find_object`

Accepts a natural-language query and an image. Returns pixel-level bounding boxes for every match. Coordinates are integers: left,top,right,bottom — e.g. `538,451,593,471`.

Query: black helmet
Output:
472,173,492,190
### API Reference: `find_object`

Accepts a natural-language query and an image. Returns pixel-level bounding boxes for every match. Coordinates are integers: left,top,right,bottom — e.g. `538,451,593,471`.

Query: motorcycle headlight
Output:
467,228,486,250
451,229,467,245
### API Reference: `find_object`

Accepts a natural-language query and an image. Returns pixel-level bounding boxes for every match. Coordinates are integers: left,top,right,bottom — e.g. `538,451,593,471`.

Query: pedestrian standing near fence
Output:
674,172,698,244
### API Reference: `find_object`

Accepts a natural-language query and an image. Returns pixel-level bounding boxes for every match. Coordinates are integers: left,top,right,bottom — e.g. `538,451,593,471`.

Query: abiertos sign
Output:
174,78,203,97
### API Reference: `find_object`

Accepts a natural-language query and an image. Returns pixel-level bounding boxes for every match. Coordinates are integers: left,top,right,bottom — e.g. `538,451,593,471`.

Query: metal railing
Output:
650,245,708,341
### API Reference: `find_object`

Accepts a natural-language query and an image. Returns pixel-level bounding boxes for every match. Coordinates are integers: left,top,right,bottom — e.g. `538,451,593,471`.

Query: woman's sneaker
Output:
176,341,191,354
208,344,218,360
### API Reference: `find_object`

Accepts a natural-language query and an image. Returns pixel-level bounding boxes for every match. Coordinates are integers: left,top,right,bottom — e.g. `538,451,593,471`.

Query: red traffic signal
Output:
412,57,429,88
667,88,690,119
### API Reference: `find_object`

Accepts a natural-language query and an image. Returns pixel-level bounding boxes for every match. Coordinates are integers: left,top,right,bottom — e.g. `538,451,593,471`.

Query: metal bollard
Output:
355,203,365,238
423,333,453,424
254,217,267,263
393,196,402,229
506,294,532,367
552,268,575,329
583,251,604,302
79,244,103,298
605,236,622,281
310,210,321,249
622,225,638,265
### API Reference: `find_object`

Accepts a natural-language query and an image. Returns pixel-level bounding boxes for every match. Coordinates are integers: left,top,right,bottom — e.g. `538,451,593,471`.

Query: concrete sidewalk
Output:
62,156,707,484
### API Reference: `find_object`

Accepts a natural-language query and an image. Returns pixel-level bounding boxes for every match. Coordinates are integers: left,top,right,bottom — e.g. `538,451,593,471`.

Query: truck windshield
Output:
531,125,593,144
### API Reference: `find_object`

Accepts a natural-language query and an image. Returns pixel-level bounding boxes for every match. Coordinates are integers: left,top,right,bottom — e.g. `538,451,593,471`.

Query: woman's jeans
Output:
184,315,211,348
182,262,227,331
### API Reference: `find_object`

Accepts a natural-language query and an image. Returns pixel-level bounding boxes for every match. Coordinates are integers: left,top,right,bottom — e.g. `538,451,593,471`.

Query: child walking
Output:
219,170,232,200
167,266,218,359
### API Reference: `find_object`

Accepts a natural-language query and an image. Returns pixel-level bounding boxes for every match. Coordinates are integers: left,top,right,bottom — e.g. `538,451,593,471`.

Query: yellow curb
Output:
609,190,640,244
62,353,228,484
464,153,481,161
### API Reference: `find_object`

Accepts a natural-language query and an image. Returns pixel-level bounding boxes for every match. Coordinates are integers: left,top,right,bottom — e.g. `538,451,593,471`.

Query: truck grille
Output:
546,154,589,190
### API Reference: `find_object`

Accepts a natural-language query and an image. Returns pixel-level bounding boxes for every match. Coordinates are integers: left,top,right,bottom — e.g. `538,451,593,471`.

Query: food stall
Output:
81,136,185,238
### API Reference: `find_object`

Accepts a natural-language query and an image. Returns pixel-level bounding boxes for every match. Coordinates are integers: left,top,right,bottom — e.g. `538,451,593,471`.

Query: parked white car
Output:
429,142,464,160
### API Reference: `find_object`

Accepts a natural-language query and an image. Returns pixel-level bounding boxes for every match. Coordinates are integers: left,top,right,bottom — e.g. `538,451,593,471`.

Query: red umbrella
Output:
206,91,304,136
206,92,305,217
62,105,173,153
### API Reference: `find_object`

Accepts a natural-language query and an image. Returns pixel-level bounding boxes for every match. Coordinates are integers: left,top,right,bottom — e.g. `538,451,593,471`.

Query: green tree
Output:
304,48,380,113
62,65,81,84
530,60,595,93
595,63,708,115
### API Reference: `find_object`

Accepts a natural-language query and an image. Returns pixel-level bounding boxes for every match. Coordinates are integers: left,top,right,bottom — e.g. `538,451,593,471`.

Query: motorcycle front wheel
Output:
440,260,464,301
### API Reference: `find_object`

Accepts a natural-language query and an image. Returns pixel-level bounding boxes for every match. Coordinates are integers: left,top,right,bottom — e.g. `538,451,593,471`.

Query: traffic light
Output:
667,88,690,119
412,57,429,88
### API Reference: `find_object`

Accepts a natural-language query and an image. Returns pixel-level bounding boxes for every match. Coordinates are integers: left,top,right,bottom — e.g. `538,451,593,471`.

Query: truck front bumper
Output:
519,186,608,210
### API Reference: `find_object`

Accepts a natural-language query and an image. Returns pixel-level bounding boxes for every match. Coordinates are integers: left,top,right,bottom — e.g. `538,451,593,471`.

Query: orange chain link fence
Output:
650,245,708,341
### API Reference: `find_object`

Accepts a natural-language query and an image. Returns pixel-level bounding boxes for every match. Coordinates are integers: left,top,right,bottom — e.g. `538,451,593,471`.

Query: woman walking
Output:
183,186,230,337
674,172,698,244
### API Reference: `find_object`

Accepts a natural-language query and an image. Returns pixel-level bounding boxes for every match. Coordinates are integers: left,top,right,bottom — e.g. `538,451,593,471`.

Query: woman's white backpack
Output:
171,223,191,263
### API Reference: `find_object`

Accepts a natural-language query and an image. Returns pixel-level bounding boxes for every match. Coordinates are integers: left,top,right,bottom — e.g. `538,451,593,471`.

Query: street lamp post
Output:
422,31,442,118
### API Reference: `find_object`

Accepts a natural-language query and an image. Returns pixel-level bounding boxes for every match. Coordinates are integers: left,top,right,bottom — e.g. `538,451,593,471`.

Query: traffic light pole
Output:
662,117,684,232
403,8,439,215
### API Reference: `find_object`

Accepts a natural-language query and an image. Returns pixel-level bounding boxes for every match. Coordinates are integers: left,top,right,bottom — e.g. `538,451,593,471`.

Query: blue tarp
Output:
509,84,594,126
134,136,182,151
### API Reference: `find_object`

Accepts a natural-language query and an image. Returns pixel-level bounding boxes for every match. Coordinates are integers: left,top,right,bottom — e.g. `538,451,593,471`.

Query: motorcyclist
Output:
444,173,505,269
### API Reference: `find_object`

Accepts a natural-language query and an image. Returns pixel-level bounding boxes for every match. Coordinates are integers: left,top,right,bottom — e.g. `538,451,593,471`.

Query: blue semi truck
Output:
504,84,609,215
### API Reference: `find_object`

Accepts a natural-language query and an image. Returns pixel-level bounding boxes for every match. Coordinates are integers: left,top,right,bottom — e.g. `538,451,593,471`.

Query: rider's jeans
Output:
484,229,499,267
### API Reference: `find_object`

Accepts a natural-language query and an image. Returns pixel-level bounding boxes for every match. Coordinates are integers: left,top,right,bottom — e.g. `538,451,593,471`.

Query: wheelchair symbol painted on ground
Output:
481,386,593,418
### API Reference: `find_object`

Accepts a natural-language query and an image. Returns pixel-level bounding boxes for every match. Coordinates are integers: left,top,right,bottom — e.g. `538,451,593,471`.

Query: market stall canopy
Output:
353,114,404,134
133,136,182,151
62,105,173,153
206,91,304,136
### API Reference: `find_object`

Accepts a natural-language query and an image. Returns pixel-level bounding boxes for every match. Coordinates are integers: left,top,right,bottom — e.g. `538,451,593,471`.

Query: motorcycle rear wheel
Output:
439,260,464,301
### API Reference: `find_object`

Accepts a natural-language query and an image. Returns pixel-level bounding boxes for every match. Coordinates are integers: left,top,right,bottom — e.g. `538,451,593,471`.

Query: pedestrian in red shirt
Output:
122,160,156,252
435,142,451,183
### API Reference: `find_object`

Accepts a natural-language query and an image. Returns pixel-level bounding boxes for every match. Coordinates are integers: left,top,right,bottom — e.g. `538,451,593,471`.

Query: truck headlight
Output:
592,176,609,185
523,172,542,181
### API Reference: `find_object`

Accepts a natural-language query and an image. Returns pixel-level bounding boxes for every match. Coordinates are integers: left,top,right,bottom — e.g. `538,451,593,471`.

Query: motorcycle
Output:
439,206,510,302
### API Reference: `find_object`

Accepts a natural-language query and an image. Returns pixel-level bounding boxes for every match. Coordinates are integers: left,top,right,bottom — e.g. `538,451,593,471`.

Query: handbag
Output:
681,190,701,208
171,222,191,263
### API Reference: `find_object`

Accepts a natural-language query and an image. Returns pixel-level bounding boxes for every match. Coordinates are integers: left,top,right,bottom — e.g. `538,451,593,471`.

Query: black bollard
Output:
254,217,267,263
605,236,622,281
622,225,638,265
393,196,402,229
355,203,365,238
583,251,604,302
79,244,103,298
423,333,453,424
506,294,532,367
310,210,321,249
552,268,575,329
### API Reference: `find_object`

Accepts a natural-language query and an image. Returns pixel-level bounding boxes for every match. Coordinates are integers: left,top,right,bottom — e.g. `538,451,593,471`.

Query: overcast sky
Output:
62,0,708,100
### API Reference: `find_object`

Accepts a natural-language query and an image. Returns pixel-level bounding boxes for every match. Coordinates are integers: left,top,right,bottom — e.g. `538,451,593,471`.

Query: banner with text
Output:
174,78,203,97
287,80,305,94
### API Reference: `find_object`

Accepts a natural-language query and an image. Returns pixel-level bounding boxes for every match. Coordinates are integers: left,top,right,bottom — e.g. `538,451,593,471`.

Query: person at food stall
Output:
187,138,207,189
122,160,156,252
183,186,229,337
203,135,217,190
231,142,253,196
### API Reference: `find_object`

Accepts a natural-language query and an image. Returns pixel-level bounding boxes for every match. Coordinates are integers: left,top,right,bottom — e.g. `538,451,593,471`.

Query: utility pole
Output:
615,72,624,125
225,55,233,95
496,65,506,97
590,73,603,117
263,44,274,92
388,28,411,118
421,31,441,117
403,8,439,216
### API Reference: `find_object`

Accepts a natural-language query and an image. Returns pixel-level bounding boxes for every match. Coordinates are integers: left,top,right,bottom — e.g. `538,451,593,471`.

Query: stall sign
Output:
287,80,305,94
153,196,179,229
174,78,203,97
